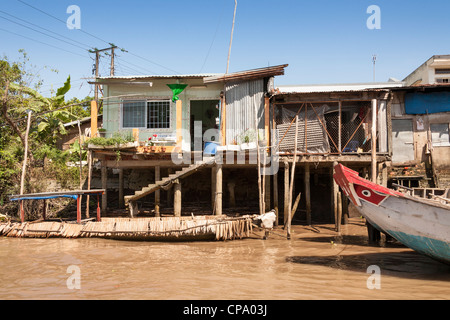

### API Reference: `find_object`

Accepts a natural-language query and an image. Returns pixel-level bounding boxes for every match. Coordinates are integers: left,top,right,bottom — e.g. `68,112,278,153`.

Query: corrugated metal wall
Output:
225,79,265,144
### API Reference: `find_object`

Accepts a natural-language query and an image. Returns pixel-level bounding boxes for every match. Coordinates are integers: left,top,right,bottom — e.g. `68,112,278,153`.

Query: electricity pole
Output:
90,45,118,101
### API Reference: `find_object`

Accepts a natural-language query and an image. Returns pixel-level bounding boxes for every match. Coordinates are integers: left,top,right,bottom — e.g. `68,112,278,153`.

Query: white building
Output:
403,55,450,86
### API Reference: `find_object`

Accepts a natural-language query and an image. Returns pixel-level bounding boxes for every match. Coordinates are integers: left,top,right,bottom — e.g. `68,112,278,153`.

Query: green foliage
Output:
85,132,134,147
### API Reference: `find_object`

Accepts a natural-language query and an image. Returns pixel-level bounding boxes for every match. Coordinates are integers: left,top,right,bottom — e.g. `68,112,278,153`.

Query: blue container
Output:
204,141,219,155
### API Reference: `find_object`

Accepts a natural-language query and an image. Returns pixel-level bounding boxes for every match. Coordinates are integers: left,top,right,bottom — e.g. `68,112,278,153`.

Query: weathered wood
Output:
371,99,377,183
215,165,223,216
290,192,301,223
101,163,107,214
336,191,342,233
174,180,182,217
273,173,279,226
155,165,160,216
211,167,216,210
305,163,311,226
227,182,236,208
86,150,92,218
287,116,299,239
129,201,138,218
19,111,32,223
284,161,289,226
118,168,124,209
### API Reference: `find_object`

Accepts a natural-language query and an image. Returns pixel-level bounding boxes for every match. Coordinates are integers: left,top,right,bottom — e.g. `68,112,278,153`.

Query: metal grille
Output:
123,101,146,128
274,101,373,155
147,101,171,129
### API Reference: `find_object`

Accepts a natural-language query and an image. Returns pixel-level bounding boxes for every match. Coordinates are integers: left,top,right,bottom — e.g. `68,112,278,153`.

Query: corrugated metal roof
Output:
275,82,404,94
98,74,222,80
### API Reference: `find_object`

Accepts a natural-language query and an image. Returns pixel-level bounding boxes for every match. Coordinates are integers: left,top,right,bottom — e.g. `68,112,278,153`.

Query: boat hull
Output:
356,196,450,264
334,164,450,264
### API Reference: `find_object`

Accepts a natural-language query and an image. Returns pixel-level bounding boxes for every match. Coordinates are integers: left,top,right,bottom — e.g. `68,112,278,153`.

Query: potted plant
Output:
98,128,106,137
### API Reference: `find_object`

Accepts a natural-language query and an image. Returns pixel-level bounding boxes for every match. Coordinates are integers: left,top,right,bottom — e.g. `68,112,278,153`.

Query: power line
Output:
16,0,111,46
0,14,89,52
0,9,93,50
0,27,91,60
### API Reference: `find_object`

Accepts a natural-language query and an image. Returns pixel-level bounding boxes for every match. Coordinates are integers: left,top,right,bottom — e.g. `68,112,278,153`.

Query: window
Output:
436,78,449,84
435,68,450,75
148,101,171,129
123,101,146,128
122,100,171,129
431,123,450,147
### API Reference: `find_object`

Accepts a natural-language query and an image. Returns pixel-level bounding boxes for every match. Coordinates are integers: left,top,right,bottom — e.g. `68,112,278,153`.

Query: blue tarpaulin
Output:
10,195,78,201
405,92,450,115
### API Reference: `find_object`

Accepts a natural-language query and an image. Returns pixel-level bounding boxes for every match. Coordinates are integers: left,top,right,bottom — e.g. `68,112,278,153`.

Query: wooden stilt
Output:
129,201,138,218
167,168,173,206
273,173,279,226
332,162,338,228
284,161,289,226
19,111,32,223
215,164,223,216
96,194,101,222
118,168,124,209
342,194,349,225
155,165,160,216
287,116,299,239
42,199,46,221
174,179,182,217
101,162,107,214
265,171,271,212
227,182,236,208
211,166,216,210
86,150,92,218
336,191,342,233
76,195,81,224
305,163,311,226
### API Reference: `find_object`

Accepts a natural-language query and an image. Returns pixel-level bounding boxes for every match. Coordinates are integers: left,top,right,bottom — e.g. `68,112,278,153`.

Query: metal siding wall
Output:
225,79,264,144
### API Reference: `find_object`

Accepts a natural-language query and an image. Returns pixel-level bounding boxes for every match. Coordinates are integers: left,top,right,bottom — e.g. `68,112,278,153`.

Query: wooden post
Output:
76,195,81,224
167,168,173,206
215,164,223,216
371,99,377,183
101,162,107,214
155,166,160,216
305,163,311,226
176,100,183,149
342,194,349,225
332,162,338,227
90,101,98,138
174,179,182,217
273,173,279,226
227,182,236,208
86,150,92,218
211,167,216,210
96,194,101,222
19,111,32,223
287,116,299,239
42,199,46,221
129,201,138,218
284,161,289,226
264,97,270,145
118,168,124,209
336,191,342,233
255,104,263,216
265,168,271,212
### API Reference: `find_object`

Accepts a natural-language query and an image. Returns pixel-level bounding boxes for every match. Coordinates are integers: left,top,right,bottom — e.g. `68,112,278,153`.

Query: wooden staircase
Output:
125,158,216,206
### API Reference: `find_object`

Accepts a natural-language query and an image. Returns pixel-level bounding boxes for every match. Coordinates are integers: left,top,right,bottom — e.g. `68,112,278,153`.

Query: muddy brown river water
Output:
0,218,449,300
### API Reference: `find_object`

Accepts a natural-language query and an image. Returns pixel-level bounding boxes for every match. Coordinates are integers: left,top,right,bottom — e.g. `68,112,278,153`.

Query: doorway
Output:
190,100,220,150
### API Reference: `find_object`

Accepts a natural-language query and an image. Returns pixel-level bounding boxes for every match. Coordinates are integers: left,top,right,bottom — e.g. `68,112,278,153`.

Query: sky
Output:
1,0,450,100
